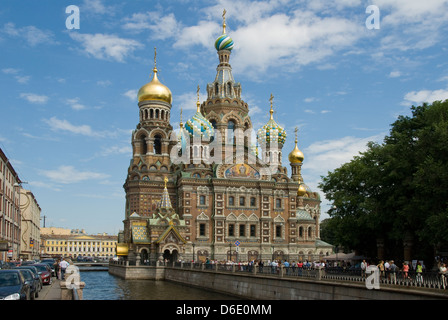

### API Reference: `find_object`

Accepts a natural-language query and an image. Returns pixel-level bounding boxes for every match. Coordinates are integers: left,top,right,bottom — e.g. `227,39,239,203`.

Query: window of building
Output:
199,195,206,205
250,224,256,237
228,224,235,237
239,196,245,206
239,224,245,237
276,198,282,209
199,223,206,236
229,196,234,206
275,225,282,238
154,135,162,155
250,197,256,207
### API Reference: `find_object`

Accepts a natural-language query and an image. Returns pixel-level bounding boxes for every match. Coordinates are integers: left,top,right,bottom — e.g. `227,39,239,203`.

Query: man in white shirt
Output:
59,259,70,280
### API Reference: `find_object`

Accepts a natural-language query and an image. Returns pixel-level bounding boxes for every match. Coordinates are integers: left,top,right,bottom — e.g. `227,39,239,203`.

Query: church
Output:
116,12,332,264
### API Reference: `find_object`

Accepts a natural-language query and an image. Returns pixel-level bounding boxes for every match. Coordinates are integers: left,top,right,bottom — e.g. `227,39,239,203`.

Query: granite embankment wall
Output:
109,263,447,300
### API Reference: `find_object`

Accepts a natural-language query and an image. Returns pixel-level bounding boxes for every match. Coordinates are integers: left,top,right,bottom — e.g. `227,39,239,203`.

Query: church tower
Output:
203,10,253,160
124,48,177,219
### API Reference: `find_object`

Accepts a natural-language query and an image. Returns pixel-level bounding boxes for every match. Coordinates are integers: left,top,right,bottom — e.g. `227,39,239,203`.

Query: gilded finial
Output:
222,9,227,34
269,93,274,120
164,176,168,188
153,47,158,73
196,85,201,112
180,108,183,128
294,126,298,144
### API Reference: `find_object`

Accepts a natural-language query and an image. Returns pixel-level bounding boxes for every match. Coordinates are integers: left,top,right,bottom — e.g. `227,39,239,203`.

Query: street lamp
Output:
192,243,195,264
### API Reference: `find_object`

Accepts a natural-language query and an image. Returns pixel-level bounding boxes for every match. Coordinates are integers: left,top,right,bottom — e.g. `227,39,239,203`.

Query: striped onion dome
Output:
185,91,214,140
257,95,287,146
215,33,234,51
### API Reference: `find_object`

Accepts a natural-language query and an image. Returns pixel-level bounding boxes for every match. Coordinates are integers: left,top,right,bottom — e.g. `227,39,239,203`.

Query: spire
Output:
180,108,183,128
222,9,227,34
269,93,274,120
196,85,201,113
159,177,172,209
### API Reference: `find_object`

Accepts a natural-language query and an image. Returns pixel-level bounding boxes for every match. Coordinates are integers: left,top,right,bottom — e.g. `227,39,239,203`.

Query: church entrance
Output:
163,249,178,263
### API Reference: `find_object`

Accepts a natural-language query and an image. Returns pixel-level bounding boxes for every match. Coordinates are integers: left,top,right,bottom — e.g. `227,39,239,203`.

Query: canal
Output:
79,270,240,300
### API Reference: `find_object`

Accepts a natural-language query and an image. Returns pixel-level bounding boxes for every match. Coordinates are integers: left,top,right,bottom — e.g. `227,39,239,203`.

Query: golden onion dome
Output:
138,67,172,104
297,183,307,197
288,127,304,163
289,141,304,163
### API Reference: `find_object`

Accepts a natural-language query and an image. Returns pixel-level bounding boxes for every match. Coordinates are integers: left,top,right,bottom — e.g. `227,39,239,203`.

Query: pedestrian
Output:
416,261,423,285
384,260,390,281
377,260,385,279
259,260,264,273
389,260,397,284
59,258,69,280
439,263,447,289
402,262,410,280
361,260,368,278
297,260,303,276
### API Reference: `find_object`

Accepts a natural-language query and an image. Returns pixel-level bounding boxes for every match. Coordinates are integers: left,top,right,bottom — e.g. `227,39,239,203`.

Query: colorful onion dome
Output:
257,94,287,146
288,127,304,163
214,9,234,51
215,33,234,51
185,87,215,140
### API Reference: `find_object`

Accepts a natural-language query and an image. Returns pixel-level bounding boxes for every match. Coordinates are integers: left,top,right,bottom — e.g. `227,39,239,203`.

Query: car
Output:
0,269,31,300
40,259,56,276
15,269,39,299
15,266,42,296
0,260,9,270
31,263,52,285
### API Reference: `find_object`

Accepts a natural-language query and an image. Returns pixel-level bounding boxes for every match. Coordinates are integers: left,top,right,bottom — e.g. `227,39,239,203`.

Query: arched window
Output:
227,120,235,144
153,135,162,155
141,135,147,155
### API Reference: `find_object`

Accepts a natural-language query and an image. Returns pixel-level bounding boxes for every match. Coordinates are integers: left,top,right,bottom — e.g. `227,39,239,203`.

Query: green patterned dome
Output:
257,95,286,146
215,33,234,51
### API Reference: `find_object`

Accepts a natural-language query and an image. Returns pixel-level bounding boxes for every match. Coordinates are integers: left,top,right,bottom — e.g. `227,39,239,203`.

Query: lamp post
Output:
192,242,195,264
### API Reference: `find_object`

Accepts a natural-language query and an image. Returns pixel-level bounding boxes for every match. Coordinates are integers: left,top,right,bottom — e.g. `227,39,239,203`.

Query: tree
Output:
319,100,448,265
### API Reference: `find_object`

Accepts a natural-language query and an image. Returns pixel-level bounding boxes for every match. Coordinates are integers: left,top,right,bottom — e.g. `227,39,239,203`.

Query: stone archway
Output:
163,249,178,264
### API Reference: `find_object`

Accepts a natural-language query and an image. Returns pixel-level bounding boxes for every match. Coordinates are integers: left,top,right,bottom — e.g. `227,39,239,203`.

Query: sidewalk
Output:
37,278,61,300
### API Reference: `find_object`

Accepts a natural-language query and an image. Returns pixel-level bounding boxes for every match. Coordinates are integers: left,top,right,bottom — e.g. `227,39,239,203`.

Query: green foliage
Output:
319,100,448,260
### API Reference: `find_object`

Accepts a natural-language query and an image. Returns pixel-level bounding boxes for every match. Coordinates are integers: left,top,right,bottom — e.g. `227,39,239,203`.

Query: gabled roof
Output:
155,225,187,245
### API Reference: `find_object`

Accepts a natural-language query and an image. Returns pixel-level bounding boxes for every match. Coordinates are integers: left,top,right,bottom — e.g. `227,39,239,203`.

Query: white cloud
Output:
304,135,384,175
20,93,49,104
69,33,143,62
66,98,87,111
39,165,109,184
123,89,137,101
174,21,220,49
123,12,181,40
2,22,56,46
402,87,448,106
43,117,99,137
389,71,401,78
175,91,208,113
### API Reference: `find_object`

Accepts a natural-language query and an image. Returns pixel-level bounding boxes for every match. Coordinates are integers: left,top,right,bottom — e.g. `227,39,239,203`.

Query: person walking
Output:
416,261,423,285
402,262,410,280
389,260,397,284
59,258,69,280
439,263,447,289
377,260,385,280
361,260,368,279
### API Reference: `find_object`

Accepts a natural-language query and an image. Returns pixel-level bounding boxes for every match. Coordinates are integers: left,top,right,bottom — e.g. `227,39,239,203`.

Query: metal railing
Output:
168,262,448,291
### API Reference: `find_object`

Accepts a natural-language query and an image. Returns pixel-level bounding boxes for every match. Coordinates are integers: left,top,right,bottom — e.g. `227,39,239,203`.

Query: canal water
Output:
79,270,239,300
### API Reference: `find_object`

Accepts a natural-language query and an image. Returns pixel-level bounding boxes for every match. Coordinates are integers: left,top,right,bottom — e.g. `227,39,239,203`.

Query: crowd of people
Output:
187,256,447,288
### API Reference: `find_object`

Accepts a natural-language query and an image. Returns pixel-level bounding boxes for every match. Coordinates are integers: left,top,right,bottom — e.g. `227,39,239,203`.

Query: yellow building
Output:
41,228,117,260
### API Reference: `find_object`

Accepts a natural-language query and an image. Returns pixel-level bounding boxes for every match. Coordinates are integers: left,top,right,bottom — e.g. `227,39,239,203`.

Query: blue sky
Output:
1,0,448,235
